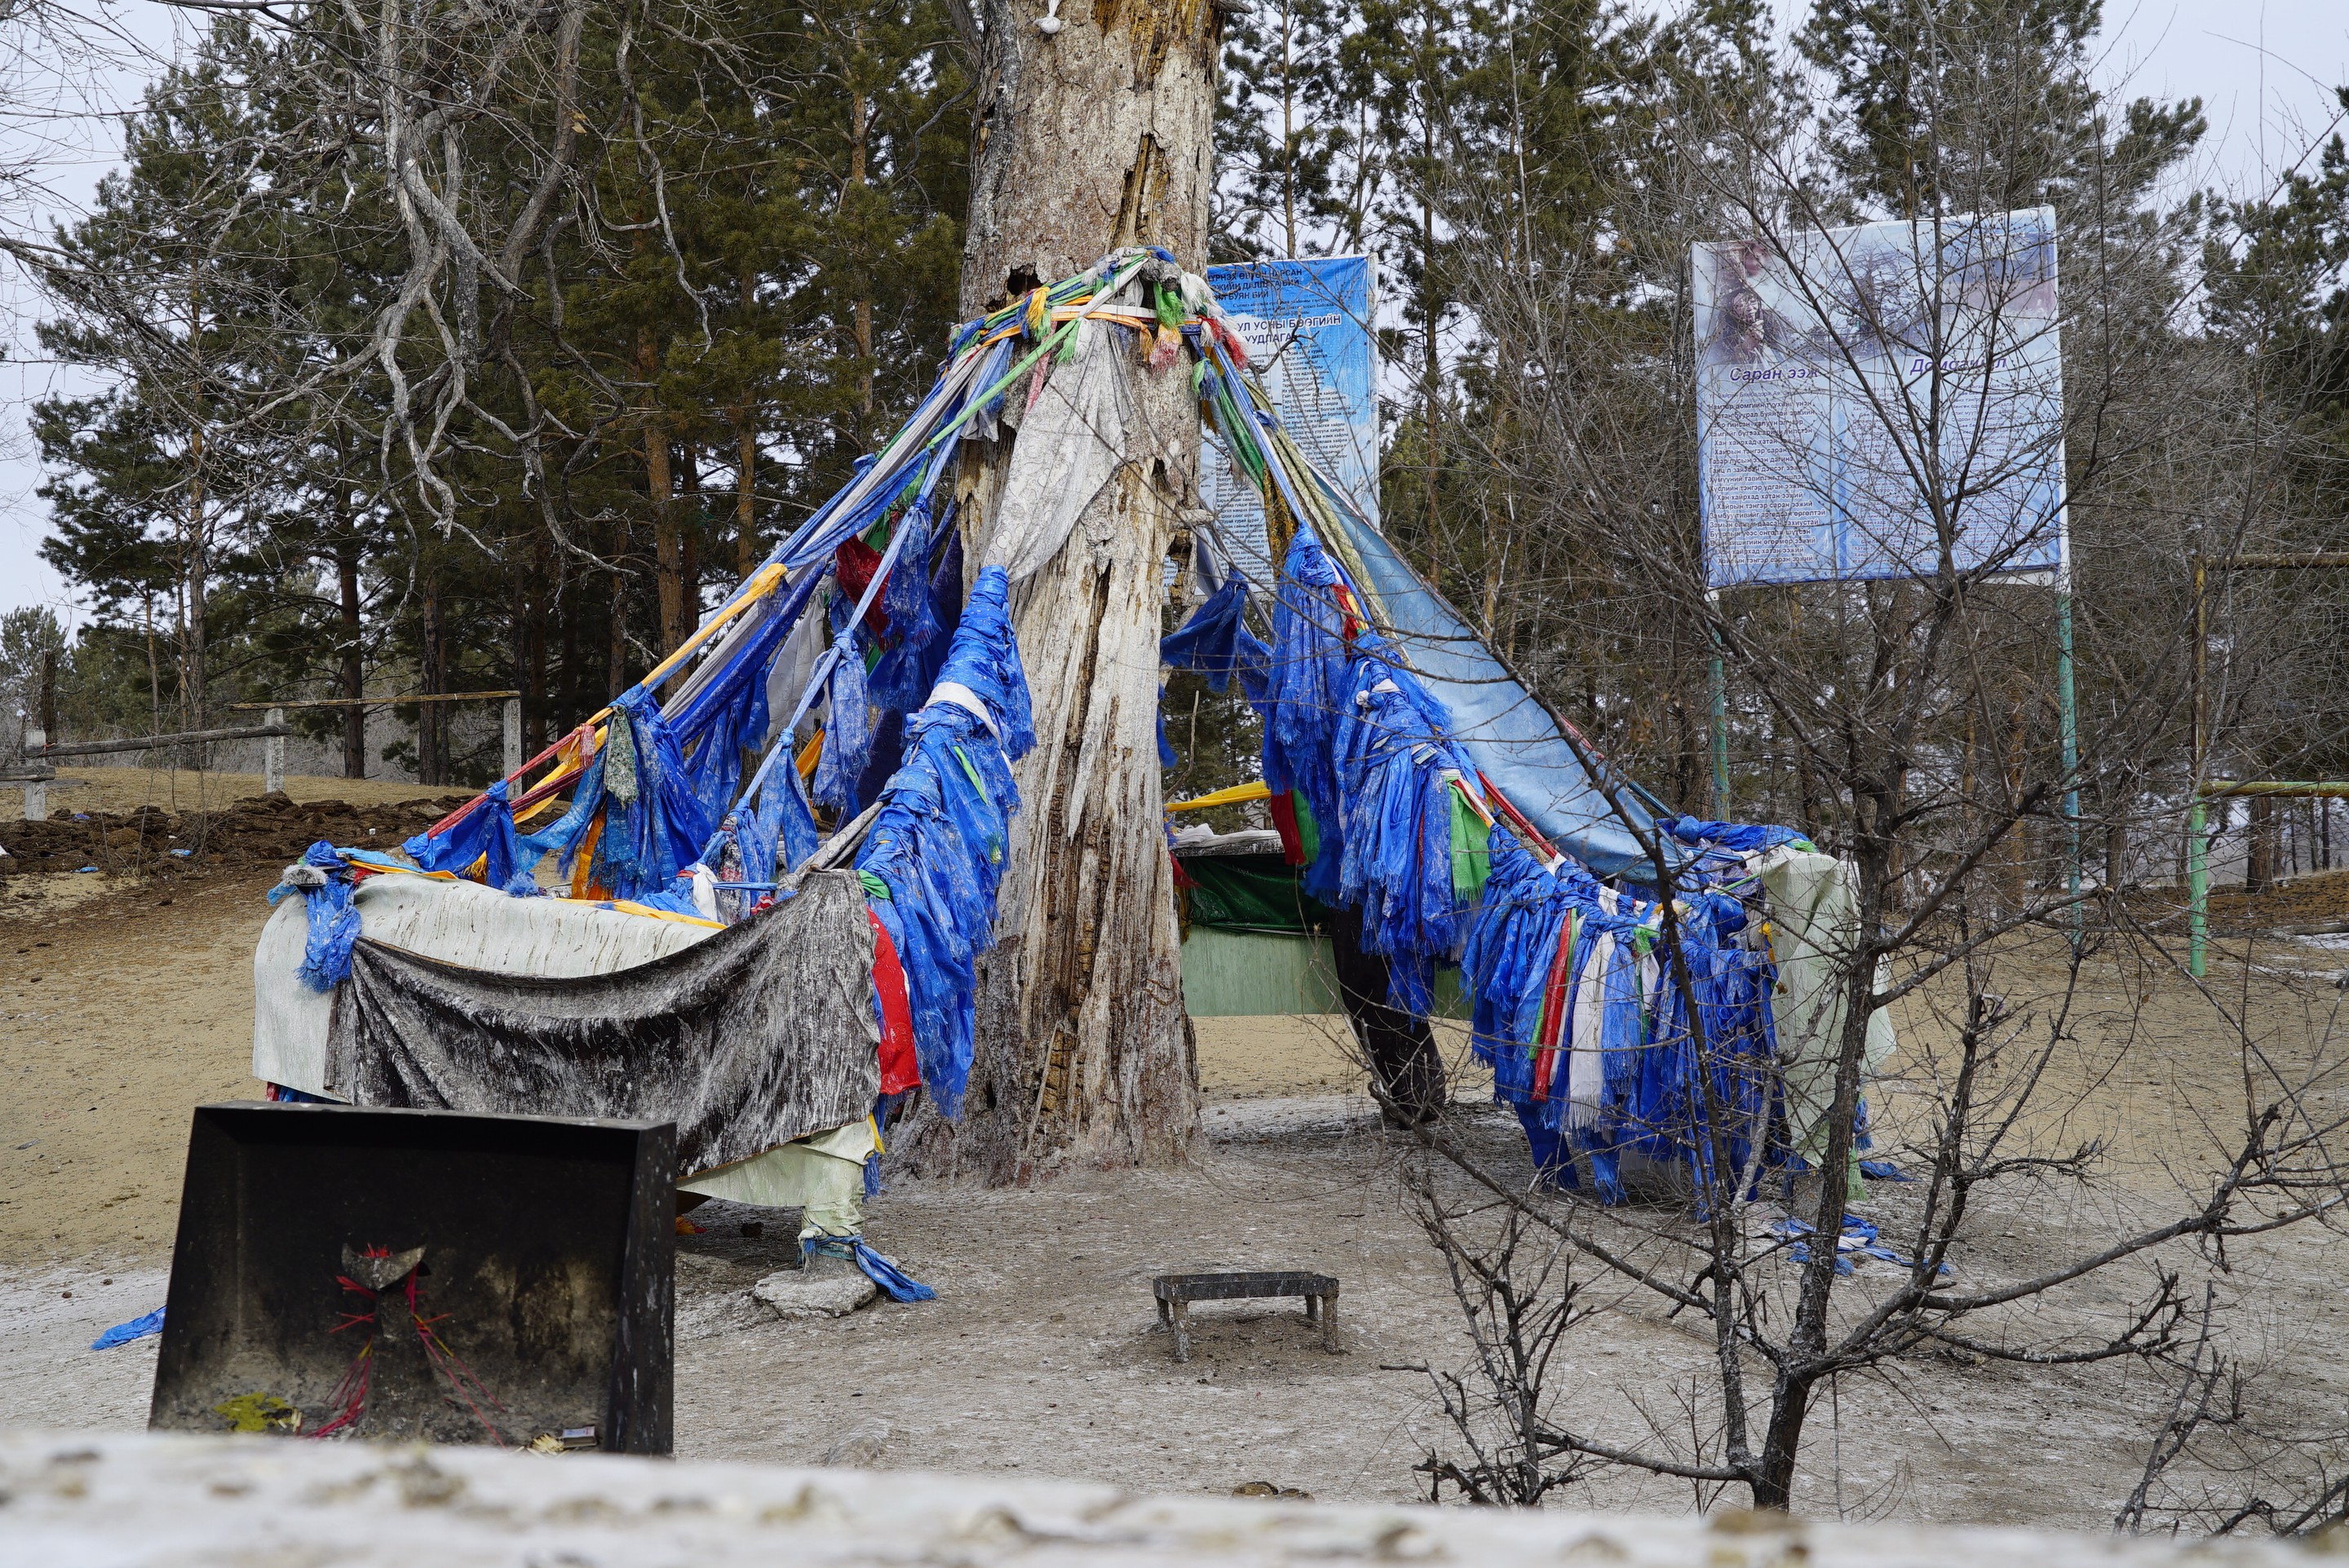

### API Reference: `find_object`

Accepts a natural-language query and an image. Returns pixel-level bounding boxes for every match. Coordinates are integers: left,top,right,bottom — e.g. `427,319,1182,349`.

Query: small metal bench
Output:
1152,1271,1340,1363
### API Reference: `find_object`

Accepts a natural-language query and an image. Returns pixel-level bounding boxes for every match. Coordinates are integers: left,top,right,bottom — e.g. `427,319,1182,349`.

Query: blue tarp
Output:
1318,498,1679,881
853,564,1033,1117
262,841,361,991
1161,577,1271,702
91,1306,165,1349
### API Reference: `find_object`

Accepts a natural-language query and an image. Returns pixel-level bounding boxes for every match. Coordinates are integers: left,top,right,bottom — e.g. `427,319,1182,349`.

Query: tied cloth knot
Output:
267,841,360,992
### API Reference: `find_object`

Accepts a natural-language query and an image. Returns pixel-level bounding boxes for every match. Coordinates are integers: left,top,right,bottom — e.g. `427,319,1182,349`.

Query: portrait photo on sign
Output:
1692,208,2066,590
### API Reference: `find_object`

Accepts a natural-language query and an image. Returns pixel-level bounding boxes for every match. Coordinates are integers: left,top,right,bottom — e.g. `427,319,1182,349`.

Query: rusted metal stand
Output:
1152,1271,1340,1363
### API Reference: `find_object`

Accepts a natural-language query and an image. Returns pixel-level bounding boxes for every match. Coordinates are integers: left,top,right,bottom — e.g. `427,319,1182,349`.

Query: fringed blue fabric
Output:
679,643,773,828
402,559,821,900
812,636,873,813
515,748,606,883
1642,903,1777,1206
919,530,966,689
662,578,806,824
591,689,714,903
1665,816,1810,855
741,753,821,881
851,1239,936,1301
851,567,1031,1116
1325,642,1481,1012
929,564,1034,760
389,272,1035,909
870,501,941,691
1161,577,1272,702
403,780,523,887
883,501,936,634
1261,529,1353,903
738,773,781,884
1246,528,1492,1009
1462,822,1785,1209
855,702,1020,1118
666,577,807,741
1464,831,1617,1100
1246,514,1811,1208
265,840,362,992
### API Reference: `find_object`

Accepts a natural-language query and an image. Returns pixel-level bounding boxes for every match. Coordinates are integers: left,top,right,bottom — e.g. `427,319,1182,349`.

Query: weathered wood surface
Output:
38,724,289,758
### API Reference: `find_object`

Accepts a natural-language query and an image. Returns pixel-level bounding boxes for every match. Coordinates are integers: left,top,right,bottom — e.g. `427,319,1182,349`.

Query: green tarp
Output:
1180,927,1345,1017
1180,852,1328,934
1178,849,1471,1018
1179,923,1472,1019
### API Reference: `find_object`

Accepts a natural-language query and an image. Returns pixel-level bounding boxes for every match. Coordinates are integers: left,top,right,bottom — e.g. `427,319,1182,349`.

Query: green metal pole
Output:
2190,554,2206,980
2188,795,2208,979
2057,589,2081,942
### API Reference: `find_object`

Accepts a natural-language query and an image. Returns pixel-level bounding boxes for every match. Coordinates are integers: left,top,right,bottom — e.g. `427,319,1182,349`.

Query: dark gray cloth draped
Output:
325,870,879,1175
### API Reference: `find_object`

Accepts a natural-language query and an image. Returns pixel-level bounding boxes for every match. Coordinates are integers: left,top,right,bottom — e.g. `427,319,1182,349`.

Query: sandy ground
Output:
4,854,2348,1526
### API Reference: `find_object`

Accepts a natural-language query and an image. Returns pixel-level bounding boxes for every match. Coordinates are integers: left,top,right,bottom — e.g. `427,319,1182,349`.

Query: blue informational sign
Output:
1201,255,1379,573
1692,208,2067,588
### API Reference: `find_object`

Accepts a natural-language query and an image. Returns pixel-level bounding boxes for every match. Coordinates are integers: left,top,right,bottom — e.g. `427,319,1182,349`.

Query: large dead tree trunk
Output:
903,0,1218,1183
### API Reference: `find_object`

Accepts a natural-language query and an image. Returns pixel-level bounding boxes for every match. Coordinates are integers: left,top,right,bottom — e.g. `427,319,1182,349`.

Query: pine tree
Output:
33,24,311,744
1214,0,1350,259
32,1,971,777
1796,0,2105,217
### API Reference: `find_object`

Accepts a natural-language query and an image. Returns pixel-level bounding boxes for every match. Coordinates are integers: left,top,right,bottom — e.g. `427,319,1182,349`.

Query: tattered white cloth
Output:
983,316,1135,581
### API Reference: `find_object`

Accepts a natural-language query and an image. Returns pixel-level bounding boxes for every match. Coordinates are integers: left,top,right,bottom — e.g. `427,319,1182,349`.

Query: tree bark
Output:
2247,794,2278,894
680,443,702,632
337,534,366,779
419,574,446,787
736,417,759,579
900,0,1219,1183
642,329,686,655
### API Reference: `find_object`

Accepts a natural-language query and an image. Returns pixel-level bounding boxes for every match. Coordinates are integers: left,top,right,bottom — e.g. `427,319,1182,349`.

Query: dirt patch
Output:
1190,1014,1493,1103
2128,867,2349,938
2,849,2346,1526
2,867,285,1267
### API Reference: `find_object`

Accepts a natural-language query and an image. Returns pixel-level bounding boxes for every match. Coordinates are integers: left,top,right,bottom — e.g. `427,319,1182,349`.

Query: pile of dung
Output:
0,791,463,878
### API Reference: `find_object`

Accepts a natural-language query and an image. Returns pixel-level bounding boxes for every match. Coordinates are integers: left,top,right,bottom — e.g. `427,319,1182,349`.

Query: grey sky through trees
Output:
0,0,2339,624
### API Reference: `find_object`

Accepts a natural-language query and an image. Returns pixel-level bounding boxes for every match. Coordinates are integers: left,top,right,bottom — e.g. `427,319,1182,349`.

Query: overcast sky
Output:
0,0,2343,627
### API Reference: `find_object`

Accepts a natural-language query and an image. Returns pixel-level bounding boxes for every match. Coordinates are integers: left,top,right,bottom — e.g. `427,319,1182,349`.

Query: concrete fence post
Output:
503,699,522,780
24,726,46,821
264,708,285,797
